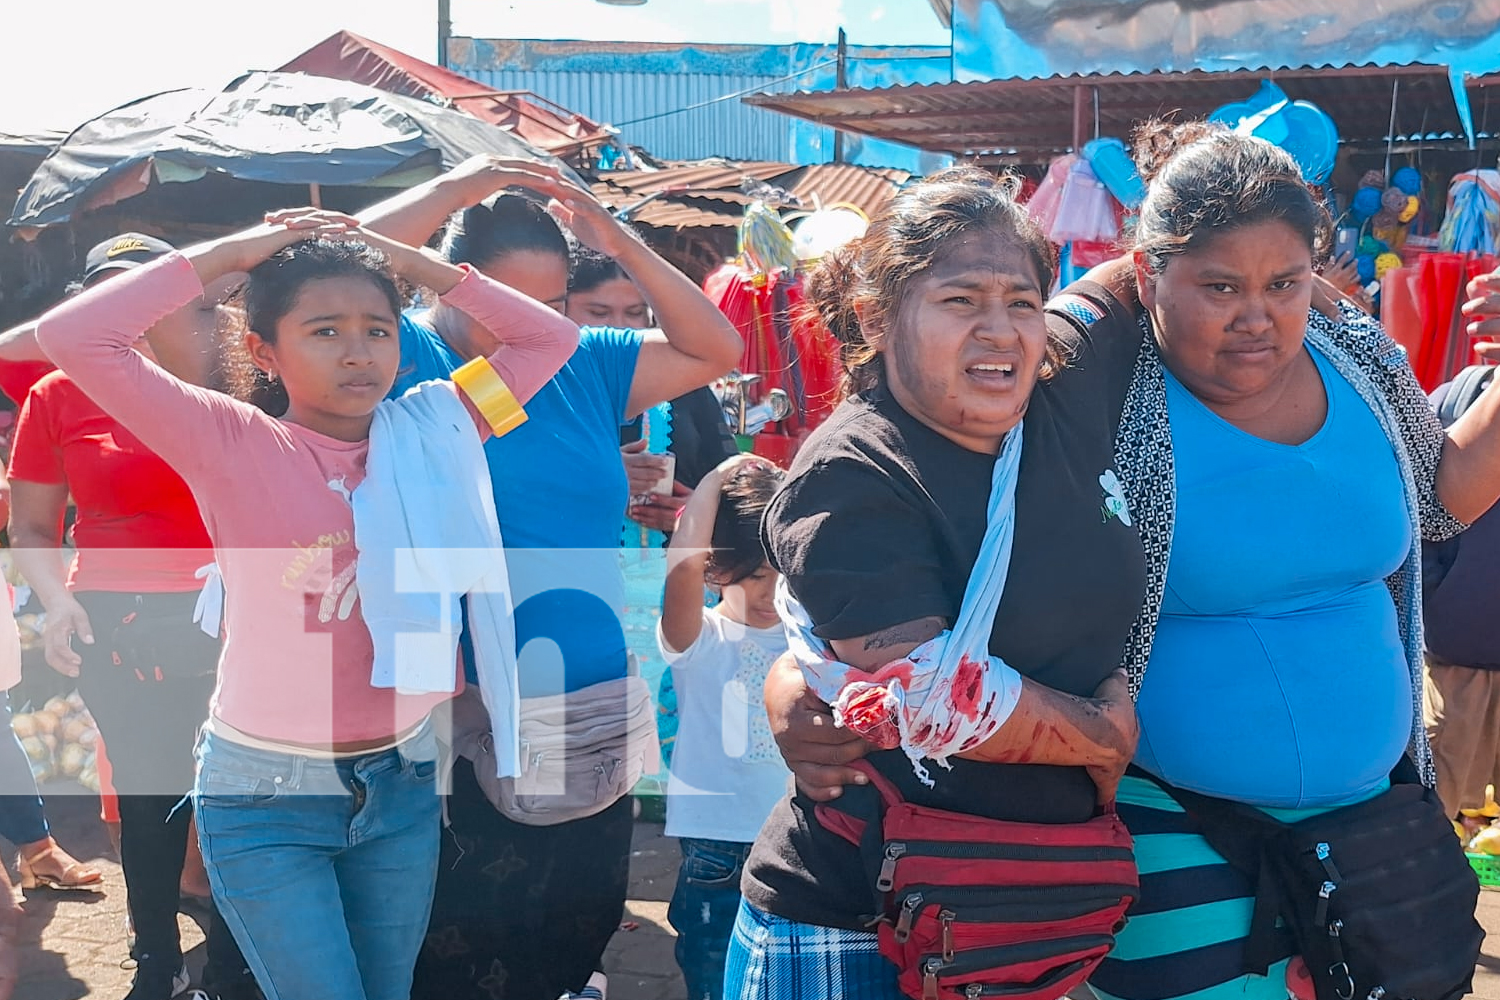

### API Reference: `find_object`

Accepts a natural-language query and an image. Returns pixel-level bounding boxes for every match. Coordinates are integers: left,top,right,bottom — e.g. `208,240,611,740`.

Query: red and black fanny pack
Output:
815,760,1139,1000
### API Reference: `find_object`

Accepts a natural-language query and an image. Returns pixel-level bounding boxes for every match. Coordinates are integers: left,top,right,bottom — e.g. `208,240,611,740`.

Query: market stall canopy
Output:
279,30,616,168
0,132,63,163
9,70,579,231
0,131,63,198
591,159,909,230
746,64,1469,165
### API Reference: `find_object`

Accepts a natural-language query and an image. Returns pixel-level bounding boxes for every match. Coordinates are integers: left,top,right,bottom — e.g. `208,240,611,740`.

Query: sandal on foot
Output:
18,845,103,890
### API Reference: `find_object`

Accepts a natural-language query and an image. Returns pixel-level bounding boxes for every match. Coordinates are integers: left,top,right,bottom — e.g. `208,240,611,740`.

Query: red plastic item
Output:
1380,265,1424,363
96,735,120,824
1407,252,1498,391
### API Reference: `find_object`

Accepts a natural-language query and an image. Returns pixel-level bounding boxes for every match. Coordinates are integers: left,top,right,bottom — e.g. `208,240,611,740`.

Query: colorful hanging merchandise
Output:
1025,154,1076,237
1410,251,1499,391
1208,80,1338,185
618,401,675,798
790,203,869,263
738,201,799,276
703,259,841,465
1440,170,1500,256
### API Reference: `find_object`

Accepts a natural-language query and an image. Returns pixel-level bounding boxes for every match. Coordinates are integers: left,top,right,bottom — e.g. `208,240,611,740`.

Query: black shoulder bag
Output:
1141,761,1481,1000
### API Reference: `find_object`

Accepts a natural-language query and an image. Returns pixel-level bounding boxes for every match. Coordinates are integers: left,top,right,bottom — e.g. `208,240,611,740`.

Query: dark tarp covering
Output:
9,70,580,229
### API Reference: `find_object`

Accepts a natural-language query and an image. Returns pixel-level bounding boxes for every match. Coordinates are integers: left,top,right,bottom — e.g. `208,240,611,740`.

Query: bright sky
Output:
1,0,950,135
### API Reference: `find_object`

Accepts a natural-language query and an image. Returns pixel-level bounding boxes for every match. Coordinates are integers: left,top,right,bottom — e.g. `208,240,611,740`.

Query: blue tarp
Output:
953,0,1500,81
951,0,1500,144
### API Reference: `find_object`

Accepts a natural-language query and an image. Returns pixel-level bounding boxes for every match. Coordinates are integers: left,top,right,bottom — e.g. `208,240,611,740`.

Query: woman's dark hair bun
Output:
1131,118,1225,185
440,191,569,269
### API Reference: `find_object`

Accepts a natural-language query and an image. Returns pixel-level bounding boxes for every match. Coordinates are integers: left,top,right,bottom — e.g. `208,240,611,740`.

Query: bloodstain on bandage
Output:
842,686,902,749
950,654,985,720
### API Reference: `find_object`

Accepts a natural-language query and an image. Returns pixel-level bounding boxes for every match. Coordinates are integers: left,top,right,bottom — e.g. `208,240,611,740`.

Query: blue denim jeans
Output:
193,723,441,1000
0,692,48,845
669,837,754,1000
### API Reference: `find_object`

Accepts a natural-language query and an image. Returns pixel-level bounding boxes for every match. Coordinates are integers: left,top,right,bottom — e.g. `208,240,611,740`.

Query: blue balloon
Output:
1392,167,1422,196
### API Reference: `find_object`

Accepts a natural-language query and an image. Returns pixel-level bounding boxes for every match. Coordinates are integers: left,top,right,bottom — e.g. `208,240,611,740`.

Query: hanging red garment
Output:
703,264,841,463
785,278,841,429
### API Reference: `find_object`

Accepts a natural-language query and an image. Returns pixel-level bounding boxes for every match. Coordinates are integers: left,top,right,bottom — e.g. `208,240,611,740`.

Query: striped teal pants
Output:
1090,774,1385,1000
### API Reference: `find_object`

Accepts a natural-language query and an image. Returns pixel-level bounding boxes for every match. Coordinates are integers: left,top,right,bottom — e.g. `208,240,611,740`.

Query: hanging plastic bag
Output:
1025,154,1076,237
1050,158,1120,245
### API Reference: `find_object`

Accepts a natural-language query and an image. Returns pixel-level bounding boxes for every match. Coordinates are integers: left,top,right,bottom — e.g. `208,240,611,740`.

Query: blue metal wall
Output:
448,38,952,171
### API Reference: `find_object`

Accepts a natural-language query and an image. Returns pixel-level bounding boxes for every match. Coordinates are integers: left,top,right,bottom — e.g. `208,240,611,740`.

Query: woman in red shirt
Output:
8,235,249,1000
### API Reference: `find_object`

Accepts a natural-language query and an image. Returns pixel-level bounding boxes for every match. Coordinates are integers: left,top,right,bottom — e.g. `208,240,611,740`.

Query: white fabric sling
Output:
777,421,1028,786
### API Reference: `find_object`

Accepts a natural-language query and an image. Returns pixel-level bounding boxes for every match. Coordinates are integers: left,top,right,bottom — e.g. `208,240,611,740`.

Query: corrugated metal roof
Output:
592,160,910,230
747,64,1467,163
278,31,615,166
1460,75,1500,138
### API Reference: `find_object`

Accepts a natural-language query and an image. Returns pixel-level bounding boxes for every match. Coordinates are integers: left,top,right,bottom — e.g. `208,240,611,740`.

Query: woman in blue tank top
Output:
1046,124,1493,1000
767,122,1500,1000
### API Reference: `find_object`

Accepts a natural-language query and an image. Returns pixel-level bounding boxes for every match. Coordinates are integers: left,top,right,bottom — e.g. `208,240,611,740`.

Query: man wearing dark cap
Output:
0,233,257,1000
0,232,228,391
80,232,178,284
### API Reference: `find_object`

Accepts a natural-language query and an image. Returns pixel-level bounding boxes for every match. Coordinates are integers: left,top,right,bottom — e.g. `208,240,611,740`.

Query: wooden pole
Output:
308,183,322,209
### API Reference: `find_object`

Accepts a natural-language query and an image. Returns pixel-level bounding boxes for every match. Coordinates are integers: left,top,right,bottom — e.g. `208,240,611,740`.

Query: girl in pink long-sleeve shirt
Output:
34,207,579,1000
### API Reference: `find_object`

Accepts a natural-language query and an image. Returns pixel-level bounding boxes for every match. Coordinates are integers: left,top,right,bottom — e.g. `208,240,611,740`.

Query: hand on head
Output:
544,182,636,259
196,208,360,278
451,155,575,201
446,155,633,256
257,211,460,294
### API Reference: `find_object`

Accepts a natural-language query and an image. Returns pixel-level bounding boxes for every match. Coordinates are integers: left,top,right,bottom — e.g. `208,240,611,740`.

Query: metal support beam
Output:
437,0,452,69
833,28,849,164
1071,84,1089,152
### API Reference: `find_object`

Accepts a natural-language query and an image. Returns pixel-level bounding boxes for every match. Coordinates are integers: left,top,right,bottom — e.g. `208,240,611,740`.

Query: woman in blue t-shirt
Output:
361,157,743,1000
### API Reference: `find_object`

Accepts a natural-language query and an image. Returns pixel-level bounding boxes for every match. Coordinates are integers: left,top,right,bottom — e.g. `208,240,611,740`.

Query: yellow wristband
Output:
452,357,527,437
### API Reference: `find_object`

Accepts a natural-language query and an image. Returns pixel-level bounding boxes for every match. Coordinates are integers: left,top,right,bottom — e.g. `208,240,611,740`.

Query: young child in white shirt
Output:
658,454,789,1000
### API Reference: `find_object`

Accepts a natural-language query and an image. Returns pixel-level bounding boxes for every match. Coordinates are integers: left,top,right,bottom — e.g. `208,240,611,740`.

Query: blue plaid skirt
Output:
723,899,903,1000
